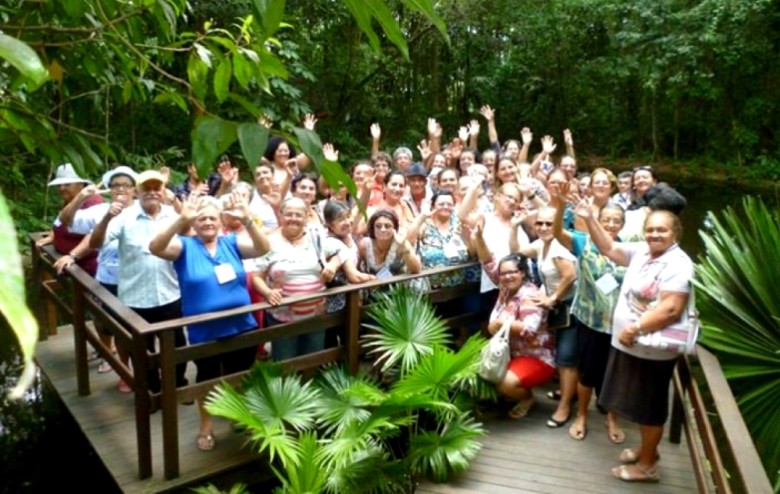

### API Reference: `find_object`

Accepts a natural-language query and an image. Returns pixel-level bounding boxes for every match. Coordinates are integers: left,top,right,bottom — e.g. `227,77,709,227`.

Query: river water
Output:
0,181,773,492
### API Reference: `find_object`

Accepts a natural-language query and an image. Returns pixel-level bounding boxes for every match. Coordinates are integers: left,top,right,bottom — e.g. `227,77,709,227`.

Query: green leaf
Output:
191,116,237,179
0,193,39,399
0,33,49,90
342,0,381,53
153,91,189,113
401,0,450,44
259,0,286,37
237,123,269,169
232,52,252,89
213,57,232,103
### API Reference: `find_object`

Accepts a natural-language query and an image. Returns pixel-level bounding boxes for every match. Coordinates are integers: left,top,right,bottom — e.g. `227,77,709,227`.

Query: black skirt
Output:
597,347,677,426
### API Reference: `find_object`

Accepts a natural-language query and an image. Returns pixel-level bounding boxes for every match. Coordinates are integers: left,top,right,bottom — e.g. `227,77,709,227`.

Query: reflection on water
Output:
0,181,769,490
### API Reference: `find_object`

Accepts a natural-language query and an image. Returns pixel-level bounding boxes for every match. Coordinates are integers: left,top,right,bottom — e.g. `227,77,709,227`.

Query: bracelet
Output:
635,319,646,337
68,252,80,261
242,216,253,227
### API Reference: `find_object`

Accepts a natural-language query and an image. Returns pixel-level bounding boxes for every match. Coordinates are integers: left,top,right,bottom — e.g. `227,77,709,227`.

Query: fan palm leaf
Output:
695,196,780,486
315,365,387,435
324,442,410,494
363,285,451,376
407,413,484,483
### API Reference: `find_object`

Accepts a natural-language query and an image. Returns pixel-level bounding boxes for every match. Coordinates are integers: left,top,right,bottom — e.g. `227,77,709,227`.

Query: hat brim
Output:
48,178,92,187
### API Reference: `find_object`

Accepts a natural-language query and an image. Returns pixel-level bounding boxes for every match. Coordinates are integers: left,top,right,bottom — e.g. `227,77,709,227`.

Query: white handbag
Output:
478,319,512,383
635,288,699,355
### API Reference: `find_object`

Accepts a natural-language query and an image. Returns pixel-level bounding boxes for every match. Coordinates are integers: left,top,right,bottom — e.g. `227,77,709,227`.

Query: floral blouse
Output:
418,216,475,288
489,282,555,368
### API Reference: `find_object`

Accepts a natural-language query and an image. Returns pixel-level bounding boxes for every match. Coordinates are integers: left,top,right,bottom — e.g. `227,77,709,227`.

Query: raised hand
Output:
222,190,251,222
217,160,238,186
370,122,381,140
427,118,441,138
479,105,495,122
285,158,299,176
458,126,470,143
510,210,526,229
77,184,104,201
574,198,593,219
468,119,481,136
159,166,171,185
322,143,339,162
473,214,486,237
563,128,574,147
541,135,557,155
303,113,318,131
417,139,432,162
521,127,533,145
179,193,202,224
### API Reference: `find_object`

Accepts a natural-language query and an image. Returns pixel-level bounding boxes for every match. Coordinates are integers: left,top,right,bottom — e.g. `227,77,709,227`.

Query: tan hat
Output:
136,170,166,187
48,163,92,187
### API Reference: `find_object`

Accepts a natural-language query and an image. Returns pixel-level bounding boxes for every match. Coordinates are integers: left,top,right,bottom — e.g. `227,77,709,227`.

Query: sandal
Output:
196,433,216,452
606,422,626,444
611,463,660,483
508,396,535,420
117,379,132,394
619,448,660,464
97,360,113,374
568,418,587,440
546,412,571,428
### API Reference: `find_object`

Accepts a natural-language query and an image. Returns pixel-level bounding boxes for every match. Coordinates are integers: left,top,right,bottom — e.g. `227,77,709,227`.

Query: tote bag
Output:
478,319,512,383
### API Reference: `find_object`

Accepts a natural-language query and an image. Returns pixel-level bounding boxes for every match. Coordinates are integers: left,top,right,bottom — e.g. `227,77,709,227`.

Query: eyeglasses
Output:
374,223,395,230
110,183,134,190
535,221,553,227
633,165,653,173
499,270,520,277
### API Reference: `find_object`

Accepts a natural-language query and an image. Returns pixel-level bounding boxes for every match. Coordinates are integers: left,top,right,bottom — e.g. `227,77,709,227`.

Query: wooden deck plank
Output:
420,392,698,494
35,325,266,493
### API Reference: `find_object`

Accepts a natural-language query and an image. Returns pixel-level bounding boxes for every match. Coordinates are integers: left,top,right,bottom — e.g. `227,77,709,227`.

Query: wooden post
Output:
345,291,361,375
159,330,180,480
72,282,91,396
669,355,687,445
133,330,153,479
30,238,51,341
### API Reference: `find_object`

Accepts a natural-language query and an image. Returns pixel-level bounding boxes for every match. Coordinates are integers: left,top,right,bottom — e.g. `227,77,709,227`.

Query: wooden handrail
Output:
671,348,774,494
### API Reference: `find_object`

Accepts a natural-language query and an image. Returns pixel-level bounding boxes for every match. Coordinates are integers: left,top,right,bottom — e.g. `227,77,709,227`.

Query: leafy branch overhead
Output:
0,0,447,183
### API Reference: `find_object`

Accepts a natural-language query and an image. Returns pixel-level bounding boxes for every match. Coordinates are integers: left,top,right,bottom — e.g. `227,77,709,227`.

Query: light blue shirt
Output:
104,202,180,308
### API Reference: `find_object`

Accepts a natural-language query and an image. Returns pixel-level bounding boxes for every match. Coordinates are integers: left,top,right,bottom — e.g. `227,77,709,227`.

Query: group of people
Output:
38,108,693,485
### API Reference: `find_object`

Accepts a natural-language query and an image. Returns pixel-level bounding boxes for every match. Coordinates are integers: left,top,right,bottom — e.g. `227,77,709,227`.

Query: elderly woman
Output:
578,205,693,483
481,253,554,419
291,173,324,229
552,192,628,443
149,192,270,452
264,137,311,187
251,197,329,361
359,210,421,279
249,160,295,232
511,206,578,429
360,171,416,234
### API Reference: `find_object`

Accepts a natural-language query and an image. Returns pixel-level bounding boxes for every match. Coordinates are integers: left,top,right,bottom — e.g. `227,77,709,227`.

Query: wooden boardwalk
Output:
418,392,698,494
35,325,268,493
37,325,697,494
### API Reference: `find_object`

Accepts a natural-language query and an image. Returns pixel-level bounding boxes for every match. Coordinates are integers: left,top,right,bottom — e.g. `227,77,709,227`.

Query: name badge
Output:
215,263,237,284
443,241,460,259
376,266,393,280
595,273,619,295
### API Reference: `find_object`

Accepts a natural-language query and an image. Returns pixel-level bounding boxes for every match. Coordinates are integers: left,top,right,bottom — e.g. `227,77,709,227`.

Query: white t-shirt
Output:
530,238,577,300
480,214,530,292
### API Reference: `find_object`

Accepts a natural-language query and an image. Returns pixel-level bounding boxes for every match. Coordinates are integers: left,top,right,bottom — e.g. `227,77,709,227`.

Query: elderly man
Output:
38,163,103,275
90,170,188,395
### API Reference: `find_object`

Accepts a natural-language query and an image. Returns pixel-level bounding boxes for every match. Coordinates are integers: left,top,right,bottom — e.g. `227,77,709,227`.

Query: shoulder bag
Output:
635,287,699,355
478,318,512,383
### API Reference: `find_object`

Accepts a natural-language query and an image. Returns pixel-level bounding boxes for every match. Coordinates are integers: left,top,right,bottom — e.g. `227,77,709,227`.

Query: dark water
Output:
0,181,771,492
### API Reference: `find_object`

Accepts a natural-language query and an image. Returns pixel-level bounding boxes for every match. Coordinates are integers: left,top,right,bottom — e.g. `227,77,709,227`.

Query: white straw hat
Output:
48,163,92,187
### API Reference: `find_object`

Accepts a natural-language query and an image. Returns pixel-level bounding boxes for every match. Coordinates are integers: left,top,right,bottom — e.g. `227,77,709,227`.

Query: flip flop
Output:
568,421,587,440
97,360,113,374
117,379,132,394
611,464,660,483
508,396,535,420
196,433,216,452
606,422,626,444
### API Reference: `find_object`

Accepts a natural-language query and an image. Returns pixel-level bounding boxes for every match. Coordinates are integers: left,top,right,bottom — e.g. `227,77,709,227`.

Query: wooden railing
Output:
31,232,775,491
670,349,774,493
30,232,483,481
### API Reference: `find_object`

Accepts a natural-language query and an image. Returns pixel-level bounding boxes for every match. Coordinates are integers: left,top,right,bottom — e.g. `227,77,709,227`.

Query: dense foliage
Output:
696,196,780,491
205,286,490,493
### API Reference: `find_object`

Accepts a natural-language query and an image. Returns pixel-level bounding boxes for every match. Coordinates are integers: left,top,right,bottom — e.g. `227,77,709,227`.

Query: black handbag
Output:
547,302,571,330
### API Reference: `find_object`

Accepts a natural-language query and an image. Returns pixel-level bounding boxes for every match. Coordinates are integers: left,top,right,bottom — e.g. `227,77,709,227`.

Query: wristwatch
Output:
68,252,80,261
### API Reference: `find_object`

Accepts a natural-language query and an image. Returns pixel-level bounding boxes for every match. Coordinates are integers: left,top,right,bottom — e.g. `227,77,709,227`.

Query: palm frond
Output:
325,443,410,494
363,285,451,376
695,196,780,486
407,413,484,483
270,431,329,494
315,365,387,435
